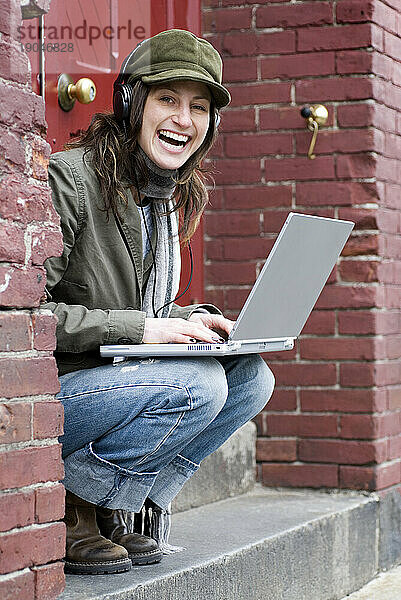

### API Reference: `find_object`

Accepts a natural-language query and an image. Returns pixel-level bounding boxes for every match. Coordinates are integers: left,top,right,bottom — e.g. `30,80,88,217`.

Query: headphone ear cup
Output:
113,82,133,124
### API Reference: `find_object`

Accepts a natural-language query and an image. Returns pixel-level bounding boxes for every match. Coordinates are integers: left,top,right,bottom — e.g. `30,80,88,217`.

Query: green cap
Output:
125,29,231,109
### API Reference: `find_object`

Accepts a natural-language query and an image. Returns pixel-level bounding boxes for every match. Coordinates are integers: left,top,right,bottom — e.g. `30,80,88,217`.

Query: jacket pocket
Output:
56,350,88,366
53,278,89,304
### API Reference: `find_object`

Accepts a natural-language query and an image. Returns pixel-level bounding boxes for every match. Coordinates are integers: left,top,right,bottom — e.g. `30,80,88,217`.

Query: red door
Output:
25,0,203,304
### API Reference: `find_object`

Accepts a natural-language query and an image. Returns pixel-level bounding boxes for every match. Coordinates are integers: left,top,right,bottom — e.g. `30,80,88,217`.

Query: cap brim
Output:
141,69,231,109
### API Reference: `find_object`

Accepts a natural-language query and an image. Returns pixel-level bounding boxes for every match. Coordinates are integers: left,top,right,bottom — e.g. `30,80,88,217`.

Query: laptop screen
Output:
230,213,354,341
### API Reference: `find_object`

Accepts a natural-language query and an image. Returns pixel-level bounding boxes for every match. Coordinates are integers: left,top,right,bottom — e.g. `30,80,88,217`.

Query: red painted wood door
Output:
26,0,203,304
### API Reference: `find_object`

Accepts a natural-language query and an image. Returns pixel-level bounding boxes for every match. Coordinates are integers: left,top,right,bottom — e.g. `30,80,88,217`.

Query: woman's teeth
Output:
158,130,190,147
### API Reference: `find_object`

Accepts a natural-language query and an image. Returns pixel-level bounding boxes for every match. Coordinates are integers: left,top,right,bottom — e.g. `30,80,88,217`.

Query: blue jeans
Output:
58,354,275,512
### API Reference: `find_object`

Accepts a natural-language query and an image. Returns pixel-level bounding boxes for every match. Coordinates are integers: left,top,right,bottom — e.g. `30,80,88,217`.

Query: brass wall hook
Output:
300,105,328,159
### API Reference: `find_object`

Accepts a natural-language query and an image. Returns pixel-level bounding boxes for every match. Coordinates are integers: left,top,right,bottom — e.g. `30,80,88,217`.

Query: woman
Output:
44,29,275,575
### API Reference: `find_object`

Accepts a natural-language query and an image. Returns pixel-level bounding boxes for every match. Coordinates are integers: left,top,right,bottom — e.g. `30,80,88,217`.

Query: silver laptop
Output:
100,213,354,359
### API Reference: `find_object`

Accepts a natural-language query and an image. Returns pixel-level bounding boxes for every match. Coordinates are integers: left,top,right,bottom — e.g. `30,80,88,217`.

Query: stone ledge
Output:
340,564,401,600
61,488,380,600
173,421,256,513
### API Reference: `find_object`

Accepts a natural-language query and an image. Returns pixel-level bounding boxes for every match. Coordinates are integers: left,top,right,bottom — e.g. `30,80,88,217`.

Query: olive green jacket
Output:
43,148,219,376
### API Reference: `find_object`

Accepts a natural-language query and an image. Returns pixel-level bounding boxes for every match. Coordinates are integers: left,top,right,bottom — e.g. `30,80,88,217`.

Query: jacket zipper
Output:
114,212,143,306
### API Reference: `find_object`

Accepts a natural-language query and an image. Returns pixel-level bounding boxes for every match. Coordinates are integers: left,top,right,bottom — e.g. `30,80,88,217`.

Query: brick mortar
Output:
0,0,65,593
0,480,62,495
0,438,61,452
0,521,63,537
0,395,57,403
202,0,401,493
0,350,54,358
0,567,32,582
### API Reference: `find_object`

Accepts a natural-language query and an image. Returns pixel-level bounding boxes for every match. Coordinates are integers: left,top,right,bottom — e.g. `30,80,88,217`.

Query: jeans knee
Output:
239,354,275,420
192,359,228,422
253,356,275,415
261,360,275,404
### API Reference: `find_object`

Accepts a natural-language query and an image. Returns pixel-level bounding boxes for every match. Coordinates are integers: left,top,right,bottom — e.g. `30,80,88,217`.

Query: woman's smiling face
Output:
138,80,211,170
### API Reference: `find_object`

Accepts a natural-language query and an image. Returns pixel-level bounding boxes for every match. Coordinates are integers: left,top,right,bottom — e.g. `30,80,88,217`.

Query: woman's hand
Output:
188,313,234,339
142,314,234,344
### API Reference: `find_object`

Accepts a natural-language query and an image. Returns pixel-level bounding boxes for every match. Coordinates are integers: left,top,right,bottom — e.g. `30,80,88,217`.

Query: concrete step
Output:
60,487,379,600
173,421,256,513
340,564,401,600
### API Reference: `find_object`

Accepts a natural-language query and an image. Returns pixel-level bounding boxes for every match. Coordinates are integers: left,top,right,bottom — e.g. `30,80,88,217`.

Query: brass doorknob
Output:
58,74,97,112
68,78,96,104
300,104,328,159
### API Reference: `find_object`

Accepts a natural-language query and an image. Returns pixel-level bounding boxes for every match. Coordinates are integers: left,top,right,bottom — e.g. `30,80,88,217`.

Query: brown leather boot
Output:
96,507,163,565
64,491,132,574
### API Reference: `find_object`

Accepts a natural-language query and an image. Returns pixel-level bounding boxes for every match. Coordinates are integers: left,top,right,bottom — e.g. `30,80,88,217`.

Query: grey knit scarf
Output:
137,146,177,199
137,148,181,318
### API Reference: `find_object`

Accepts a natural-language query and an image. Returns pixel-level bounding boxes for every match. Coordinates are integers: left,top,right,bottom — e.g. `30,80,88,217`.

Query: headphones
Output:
113,42,145,126
113,42,220,130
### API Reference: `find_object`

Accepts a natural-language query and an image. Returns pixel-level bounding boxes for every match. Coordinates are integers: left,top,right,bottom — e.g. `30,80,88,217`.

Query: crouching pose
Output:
44,29,275,575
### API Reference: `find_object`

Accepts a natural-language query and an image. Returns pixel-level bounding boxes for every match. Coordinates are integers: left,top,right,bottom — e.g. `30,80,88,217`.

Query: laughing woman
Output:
43,29,275,575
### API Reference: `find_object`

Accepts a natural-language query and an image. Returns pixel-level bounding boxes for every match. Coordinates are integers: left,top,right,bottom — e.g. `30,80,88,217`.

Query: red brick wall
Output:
0,1,65,597
202,0,401,493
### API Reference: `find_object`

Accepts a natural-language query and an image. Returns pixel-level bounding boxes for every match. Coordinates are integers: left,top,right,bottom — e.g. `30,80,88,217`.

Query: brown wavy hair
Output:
65,80,218,241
